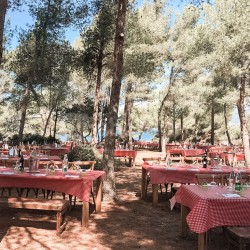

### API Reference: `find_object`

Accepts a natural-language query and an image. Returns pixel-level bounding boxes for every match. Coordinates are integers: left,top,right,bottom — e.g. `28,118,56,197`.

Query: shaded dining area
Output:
0,143,106,237
140,144,250,250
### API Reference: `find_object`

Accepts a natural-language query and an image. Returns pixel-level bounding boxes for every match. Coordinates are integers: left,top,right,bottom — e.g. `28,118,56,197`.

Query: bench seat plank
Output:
0,196,69,235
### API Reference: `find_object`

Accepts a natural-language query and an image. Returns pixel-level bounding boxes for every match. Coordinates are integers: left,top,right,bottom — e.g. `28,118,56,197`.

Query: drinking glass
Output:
227,178,234,191
210,175,217,186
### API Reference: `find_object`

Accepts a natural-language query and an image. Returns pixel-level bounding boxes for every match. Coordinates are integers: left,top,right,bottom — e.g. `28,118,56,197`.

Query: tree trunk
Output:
194,115,198,143
173,103,176,141
158,114,162,150
161,112,167,153
158,88,172,153
43,105,55,137
80,117,84,142
158,67,173,151
124,81,133,150
180,111,184,141
237,76,250,167
223,103,232,145
0,0,8,67
124,82,134,164
53,109,59,139
210,99,215,145
18,78,32,143
100,101,106,142
102,0,127,201
91,42,104,146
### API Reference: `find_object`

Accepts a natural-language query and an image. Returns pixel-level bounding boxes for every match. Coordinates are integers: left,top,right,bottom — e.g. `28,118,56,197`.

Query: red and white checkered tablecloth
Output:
0,168,105,202
172,185,250,234
142,163,250,185
167,149,205,157
114,150,137,158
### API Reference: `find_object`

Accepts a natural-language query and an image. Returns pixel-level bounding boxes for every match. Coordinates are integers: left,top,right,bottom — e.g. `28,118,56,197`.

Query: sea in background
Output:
58,130,156,142
132,130,156,141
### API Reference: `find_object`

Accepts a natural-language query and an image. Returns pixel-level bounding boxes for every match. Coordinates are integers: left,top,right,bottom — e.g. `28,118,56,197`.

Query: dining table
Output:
0,167,105,227
41,147,71,156
167,149,205,157
114,149,137,167
141,162,250,205
170,184,250,250
0,155,61,168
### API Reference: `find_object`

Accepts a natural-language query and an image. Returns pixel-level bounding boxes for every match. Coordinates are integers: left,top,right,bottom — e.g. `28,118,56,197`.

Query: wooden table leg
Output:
180,205,207,250
95,177,102,213
133,157,135,167
82,201,89,227
198,233,207,250
152,184,158,205
141,168,146,199
180,205,189,237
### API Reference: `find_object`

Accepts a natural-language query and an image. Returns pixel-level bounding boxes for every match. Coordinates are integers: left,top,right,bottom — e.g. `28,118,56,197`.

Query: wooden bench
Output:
0,196,69,236
226,226,250,250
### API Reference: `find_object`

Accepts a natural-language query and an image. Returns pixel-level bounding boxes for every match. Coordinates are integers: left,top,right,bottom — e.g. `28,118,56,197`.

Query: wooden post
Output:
95,177,102,213
82,201,89,227
152,184,158,205
180,205,189,237
141,168,146,198
198,233,207,250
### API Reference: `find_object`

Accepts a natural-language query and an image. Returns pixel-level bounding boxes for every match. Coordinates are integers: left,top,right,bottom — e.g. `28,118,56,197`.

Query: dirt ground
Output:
0,150,229,250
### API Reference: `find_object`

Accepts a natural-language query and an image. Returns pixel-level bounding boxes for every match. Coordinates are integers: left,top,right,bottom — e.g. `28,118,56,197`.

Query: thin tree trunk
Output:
102,0,127,201
237,76,250,167
211,99,215,145
194,115,198,143
80,117,84,142
124,81,133,150
0,0,8,67
43,105,54,137
100,101,106,142
180,111,184,141
124,82,133,165
18,78,32,143
53,109,59,139
161,111,167,153
157,66,173,152
223,103,232,145
173,103,176,141
91,42,104,146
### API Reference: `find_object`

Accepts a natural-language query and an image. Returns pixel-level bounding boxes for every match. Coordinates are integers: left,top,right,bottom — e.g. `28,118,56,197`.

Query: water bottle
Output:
235,171,242,192
202,152,208,168
62,154,68,173
228,171,235,191
19,154,24,172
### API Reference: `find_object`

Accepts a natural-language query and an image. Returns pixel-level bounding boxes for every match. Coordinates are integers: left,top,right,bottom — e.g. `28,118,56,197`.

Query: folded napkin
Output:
0,172,14,175
65,175,80,178
31,173,47,177
222,193,240,198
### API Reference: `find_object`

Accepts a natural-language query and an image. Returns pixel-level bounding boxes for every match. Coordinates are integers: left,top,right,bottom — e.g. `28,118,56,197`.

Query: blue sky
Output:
6,5,80,50
6,0,188,50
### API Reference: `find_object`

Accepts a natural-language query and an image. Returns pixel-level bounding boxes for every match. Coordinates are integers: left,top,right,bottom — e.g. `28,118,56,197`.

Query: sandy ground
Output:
0,150,229,250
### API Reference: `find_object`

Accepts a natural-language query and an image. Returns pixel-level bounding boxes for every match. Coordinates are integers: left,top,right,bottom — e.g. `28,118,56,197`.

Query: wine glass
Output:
227,170,235,191
210,174,217,186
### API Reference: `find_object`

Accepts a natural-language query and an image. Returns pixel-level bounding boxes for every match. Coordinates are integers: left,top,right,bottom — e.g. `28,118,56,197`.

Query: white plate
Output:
222,193,240,198
201,184,215,187
31,173,47,177
0,172,15,175
65,175,80,178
